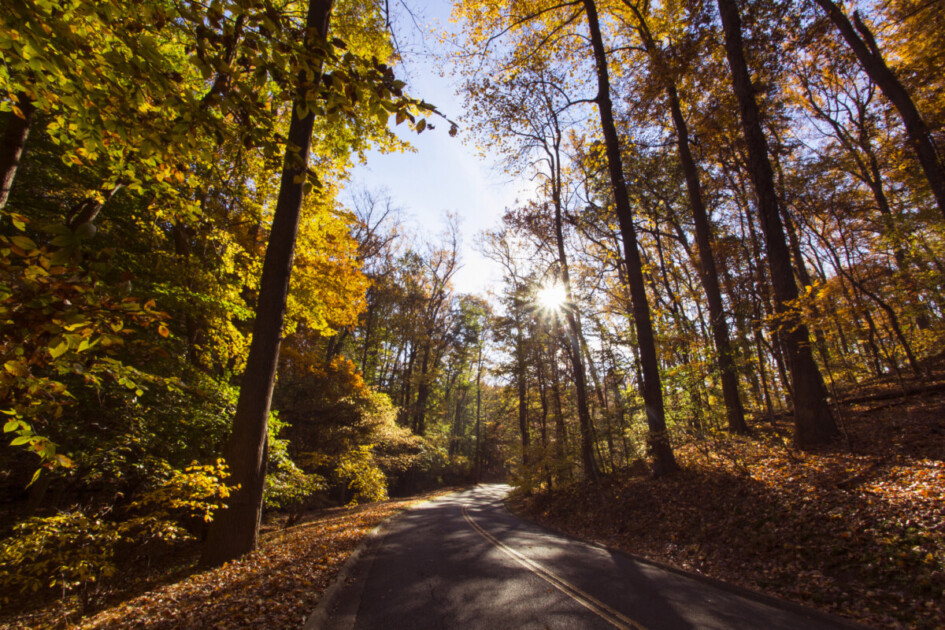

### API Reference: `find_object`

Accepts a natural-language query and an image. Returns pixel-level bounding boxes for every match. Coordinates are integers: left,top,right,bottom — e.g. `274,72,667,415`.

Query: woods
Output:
1,0,944,628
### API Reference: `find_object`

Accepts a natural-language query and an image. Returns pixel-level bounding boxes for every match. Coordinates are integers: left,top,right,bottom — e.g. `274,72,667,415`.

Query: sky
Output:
344,0,527,296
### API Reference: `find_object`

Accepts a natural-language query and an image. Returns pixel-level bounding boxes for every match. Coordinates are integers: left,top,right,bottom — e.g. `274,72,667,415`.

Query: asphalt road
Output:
311,484,866,630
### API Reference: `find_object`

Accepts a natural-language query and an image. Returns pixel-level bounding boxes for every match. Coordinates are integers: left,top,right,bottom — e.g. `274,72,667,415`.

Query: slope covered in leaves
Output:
512,386,945,629
1,490,453,630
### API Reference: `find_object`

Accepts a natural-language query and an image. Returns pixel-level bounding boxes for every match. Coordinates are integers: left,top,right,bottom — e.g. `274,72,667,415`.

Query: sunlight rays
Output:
536,282,568,312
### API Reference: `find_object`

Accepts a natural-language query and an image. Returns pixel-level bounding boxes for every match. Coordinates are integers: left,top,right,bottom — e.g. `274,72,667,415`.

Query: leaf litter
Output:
1,490,453,630
511,390,945,630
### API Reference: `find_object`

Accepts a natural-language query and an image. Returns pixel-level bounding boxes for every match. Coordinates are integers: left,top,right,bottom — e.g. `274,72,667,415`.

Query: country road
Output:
310,484,867,630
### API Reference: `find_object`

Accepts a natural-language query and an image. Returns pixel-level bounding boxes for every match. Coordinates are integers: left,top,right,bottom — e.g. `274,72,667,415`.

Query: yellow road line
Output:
461,506,648,630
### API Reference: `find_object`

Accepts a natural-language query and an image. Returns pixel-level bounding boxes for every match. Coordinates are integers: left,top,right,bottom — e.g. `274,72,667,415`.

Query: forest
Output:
0,0,943,628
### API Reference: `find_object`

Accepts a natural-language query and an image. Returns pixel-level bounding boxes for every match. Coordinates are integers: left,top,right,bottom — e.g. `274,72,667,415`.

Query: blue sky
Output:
345,0,525,296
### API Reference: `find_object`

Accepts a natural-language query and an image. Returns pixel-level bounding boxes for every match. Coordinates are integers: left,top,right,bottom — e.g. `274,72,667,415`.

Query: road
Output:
311,484,866,630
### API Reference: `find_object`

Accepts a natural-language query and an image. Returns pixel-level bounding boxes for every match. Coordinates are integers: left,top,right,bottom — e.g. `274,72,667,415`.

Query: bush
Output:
0,460,232,601
334,445,388,505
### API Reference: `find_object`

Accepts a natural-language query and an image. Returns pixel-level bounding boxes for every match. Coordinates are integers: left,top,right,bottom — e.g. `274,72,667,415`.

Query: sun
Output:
537,283,568,311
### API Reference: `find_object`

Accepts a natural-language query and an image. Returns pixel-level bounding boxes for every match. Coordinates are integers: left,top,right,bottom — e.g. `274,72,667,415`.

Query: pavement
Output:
307,484,869,630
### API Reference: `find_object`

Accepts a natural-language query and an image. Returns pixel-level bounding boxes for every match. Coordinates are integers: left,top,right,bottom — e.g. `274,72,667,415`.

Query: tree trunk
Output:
626,0,747,435
0,94,36,211
717,0,839,448
583,0,678,476
667,82,747,433
811,0,945,220
414,344,432,436
550,340,569,480
201,0,334,567
552,182,598,480
475,344,483,483
516,328,530,465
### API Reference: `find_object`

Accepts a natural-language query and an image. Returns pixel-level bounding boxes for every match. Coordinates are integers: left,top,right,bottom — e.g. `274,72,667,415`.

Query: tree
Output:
715,0,839,447
202,0,431,565
582,0,678,475
621,0,748,434
201,0,337,567
462,57,600,479
810,0,945,220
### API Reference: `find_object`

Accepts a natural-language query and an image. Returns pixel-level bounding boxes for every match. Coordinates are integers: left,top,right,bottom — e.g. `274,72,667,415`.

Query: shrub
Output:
334,445,388,505
0,460,232,601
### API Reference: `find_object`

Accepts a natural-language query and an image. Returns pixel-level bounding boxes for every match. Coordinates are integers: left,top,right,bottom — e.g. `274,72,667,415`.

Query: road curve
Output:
311,484,867,630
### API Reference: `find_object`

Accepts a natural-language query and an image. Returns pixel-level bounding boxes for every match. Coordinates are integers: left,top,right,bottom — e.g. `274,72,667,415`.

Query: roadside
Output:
0,489,457,630
509,384,945,630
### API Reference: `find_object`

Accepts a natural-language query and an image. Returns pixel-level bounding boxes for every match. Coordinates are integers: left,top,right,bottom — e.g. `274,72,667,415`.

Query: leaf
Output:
49,340,69,359
4,420,18,433
158,324,169,338
4,360,27,376
10,435,32,446
10,235,37,251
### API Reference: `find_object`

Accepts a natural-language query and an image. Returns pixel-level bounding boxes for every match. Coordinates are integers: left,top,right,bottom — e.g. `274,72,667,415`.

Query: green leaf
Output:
3,420,18,432
10,435,31,446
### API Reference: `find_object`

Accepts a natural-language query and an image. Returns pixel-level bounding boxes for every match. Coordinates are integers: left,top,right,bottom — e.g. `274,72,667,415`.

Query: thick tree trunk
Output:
811,0,945,220
0,94,35,211
717,0,839,447
201,0,334,568
583,0,678,476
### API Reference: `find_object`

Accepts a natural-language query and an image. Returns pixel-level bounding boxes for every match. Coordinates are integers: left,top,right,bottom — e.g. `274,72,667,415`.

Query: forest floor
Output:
0,488,457,630
511,376,945,630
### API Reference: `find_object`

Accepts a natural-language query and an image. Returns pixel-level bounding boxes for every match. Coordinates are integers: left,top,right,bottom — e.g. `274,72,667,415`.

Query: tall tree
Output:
623,0,748,434
202,0,336,567
715,0,839,447
582,0,678,475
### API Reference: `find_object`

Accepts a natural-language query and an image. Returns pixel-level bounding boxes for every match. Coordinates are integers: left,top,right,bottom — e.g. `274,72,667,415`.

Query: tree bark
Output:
0,94,35,211
414,343,432,435
583,0,678,476
717,0,839,447
201,0,334,567
811,0,945,220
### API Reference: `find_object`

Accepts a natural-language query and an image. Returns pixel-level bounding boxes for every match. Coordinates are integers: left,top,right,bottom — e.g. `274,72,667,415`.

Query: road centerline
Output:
461,504,647,630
